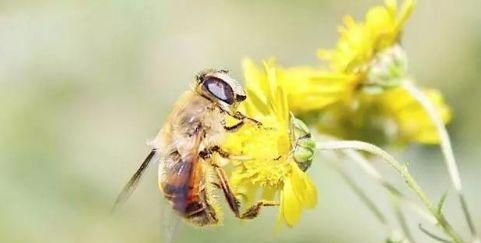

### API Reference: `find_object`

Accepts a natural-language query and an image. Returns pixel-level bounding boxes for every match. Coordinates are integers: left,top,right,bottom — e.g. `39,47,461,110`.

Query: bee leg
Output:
239,200,280,219
221,111,261,131
210,182,221,189
231,111,262,127
208,159,279,220
207,145,251,161
200,146,241,216
209,163,241,217
200,146,232,160
223,120,244,132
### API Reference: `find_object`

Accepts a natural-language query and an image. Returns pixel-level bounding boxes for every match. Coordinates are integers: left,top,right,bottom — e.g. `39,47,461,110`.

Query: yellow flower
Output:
306,0,451,145
318,0,415,74
222,60,317,227
243,58,357,114
380,87,451,144
315,87,451,145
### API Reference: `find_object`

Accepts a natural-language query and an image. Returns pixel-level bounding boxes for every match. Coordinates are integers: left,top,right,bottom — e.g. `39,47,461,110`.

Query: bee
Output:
114,70,278,226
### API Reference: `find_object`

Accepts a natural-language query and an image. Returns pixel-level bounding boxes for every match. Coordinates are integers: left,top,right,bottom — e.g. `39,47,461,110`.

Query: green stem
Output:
391,195,416,243
403,81,479,243
324,148,408,241
330,162,389,227
316,140,464,243
343,149,436,225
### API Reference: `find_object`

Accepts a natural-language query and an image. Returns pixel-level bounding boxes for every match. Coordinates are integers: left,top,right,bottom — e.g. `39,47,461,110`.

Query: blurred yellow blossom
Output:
243,58,357,114
315,87,451,145
318,0,415,75
222,60,317,227
273,0,451,145
380,87,451,144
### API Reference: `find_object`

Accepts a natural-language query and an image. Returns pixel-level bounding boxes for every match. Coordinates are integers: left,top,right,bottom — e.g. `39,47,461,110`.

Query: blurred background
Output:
1,0,480,242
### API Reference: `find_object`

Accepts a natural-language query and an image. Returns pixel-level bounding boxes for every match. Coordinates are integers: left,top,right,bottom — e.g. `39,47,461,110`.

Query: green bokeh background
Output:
1,1,480,242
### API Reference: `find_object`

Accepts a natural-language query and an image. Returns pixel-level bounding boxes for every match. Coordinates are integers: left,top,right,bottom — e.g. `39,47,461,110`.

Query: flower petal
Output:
281,176,302,227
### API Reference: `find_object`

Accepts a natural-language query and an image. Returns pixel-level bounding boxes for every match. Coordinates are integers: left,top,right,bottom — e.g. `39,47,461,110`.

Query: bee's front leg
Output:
232,111,262,127
200,145,251,161
222,111,262,132
222,120,245,132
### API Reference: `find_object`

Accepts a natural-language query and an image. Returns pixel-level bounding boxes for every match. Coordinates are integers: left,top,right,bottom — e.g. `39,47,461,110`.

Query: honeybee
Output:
114,70,278,226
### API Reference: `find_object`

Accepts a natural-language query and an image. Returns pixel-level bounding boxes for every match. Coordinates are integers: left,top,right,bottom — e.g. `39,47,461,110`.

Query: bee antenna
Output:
195,73,205,83
196,69,217,83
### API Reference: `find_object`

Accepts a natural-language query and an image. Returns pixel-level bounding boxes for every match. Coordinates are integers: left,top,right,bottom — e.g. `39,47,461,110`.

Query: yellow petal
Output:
281,176,301,227
290,164,317,208
397,0,416,29
385,0,397,15
380,87,451,144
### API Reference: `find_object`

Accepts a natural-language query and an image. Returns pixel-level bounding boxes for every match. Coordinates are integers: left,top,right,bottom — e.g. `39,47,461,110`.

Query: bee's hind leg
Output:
239,200,280,219
205,156,279,220
214,165,279,220
208,163,242,217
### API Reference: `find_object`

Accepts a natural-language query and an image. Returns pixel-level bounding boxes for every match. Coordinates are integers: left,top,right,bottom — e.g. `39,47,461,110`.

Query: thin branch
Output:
403,81,478,242
392,196,416,243
316,140,464,243
342,148,436,225
331,162,389,226
323,146,409,240
419,224,453,243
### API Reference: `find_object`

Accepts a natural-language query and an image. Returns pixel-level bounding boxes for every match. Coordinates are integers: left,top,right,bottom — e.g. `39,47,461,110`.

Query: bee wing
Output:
112,149,158,211
157,157,195,243
161,200,183,243
159,144,201,243
164,132,204,215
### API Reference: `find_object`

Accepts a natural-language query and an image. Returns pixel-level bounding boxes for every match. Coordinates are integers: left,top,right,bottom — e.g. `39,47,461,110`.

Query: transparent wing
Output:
112,149,158,211
160,130,204,241
161,200,183,243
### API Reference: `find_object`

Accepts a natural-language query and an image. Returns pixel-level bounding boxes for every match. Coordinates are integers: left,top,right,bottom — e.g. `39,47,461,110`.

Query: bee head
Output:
195,69,247,113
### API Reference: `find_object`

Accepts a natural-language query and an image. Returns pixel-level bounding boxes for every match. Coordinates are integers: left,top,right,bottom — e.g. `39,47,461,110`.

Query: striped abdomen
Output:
160,151,219,226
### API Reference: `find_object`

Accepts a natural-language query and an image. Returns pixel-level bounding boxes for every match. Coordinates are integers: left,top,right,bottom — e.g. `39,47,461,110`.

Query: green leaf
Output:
437,191,448,214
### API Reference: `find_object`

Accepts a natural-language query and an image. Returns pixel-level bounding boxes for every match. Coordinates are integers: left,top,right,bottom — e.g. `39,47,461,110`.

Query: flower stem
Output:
345,148,418,242
342,149,436,225
391,195,416,243
402,81,479,242
324,147,408,240
332,163,389,227
316,140,464,243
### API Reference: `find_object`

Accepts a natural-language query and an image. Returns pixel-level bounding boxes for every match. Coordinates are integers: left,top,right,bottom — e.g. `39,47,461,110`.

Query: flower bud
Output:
291,116,316,171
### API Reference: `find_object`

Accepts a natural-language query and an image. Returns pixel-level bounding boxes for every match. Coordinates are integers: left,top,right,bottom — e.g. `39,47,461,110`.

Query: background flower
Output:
242,59,357,114
315,87,451,145
318,0,415,75
249,0,450,146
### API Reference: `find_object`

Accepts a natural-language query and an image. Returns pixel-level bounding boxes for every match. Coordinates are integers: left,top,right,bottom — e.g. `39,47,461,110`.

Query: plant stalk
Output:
316,140,464,243
403,81,478,243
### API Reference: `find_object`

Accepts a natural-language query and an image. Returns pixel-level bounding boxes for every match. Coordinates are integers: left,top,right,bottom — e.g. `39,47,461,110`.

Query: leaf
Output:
437,191,448,214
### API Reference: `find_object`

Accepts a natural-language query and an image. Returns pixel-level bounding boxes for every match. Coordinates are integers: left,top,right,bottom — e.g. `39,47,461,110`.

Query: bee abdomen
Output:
185,202,219,226
161,184,219,226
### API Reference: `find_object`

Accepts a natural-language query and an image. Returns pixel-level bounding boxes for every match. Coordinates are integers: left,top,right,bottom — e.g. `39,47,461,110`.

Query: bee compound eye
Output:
203,77,235,105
